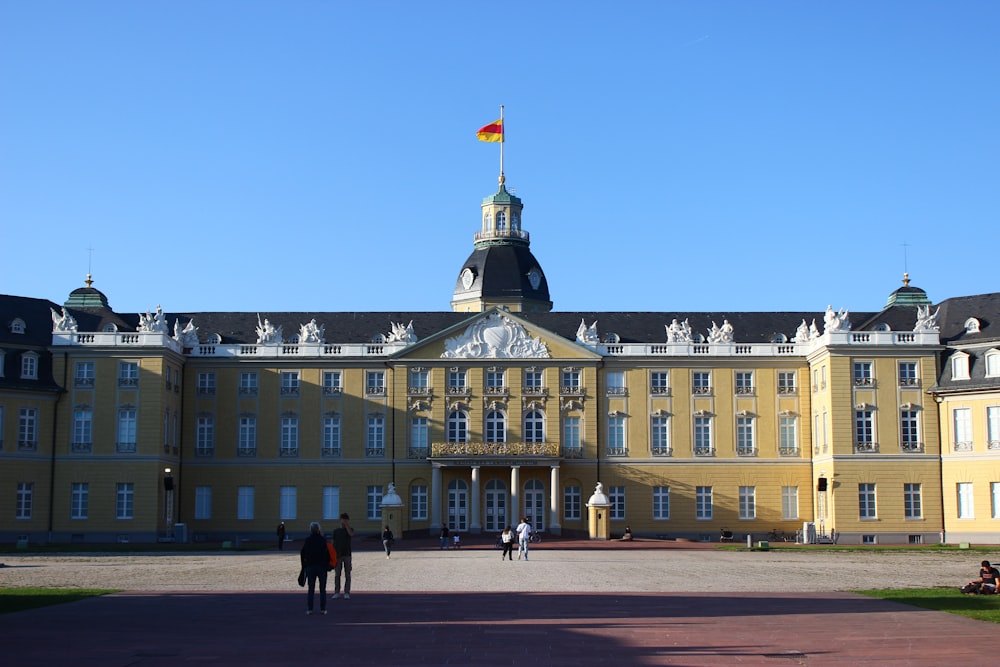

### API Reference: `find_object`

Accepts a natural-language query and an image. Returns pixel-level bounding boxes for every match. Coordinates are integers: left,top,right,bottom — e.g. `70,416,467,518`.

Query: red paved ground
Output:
4,588,999,666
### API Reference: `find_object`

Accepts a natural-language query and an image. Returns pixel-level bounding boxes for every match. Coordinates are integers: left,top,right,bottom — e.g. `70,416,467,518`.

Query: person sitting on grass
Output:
961,560,1000,594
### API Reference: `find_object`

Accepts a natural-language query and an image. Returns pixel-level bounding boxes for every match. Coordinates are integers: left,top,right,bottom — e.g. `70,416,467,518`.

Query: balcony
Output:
116,442,137,453
853,378,875,387
735,386,755,396
692,386,712,395
75,378,95,388
898,378,920,387
694,446,715,457
279,447,299,458
650,386,671,396
408,446,429,459
280,386,300,397
446,386,470,397
778,446,800,457
237,447,257,457
777,386,797,395
605,446,628,457
989,440,1000,451
365,447,386,458
321,446,342,458
736,447,758,457
560,386,585,397
431,441,559,457
953,441,974,452
71,442,92,454
407,387,431,397
366,386,386,396
900,441,924,453
606,387,628,397
523,387,548,397
562,446,584,459
197,387,216,397
239,387,259,396
651,446,673,457
484,386,509,397
854,442,879,453
118,378,138,388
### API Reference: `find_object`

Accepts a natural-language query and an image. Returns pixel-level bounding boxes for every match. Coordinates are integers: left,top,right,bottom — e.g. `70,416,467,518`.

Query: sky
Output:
1,1,997,317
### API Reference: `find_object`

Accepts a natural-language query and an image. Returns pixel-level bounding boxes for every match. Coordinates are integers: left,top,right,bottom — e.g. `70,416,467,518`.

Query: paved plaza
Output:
2,537,999,665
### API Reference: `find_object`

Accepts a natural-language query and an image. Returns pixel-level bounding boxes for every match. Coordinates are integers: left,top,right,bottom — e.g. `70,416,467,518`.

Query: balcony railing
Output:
431,441,559,457
279,447,299,458
735,386,755,395
75,378,95,387
408,446,429,459
523,387,548,397
560,386,585,397
562,446,584,459
778,446,800,457
71,442,92,453
651,446,673,457
484,386,509,396
900,441,924,453
777,386,797,395
953,441,974,452
605,446,628,457
365,447,386,458
18,440,38,452
736,447,757,457
116,442,137,453
694,446,715,457
239,387,258,396
650,386,671,396
195,447,214,457
989,440,1000,451
237,447,257,457
692,386,712,395
606,387,627,396
855,441,879,453
407,387,431,396
321,446,342,458
323,386,343,396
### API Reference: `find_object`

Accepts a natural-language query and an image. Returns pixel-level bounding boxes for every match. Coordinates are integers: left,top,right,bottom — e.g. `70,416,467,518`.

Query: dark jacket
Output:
300,533,329,568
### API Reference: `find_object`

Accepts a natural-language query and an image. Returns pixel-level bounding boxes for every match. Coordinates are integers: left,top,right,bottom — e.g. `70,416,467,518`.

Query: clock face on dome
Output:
527,267,542,290
461,268,475,290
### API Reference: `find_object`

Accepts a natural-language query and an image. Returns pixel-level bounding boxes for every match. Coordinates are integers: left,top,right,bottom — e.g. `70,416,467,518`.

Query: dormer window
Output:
965,318,981,334
951,352,970,381
10,318,26,334
21,351,38,380
985,349,1000,378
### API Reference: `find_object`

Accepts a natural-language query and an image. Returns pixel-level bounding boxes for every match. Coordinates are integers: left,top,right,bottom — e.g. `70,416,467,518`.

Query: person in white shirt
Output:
515,517,532,560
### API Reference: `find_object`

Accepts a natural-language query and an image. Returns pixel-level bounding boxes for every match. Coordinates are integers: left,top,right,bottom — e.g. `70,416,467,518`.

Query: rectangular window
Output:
280,371,300,396
900,410,920,451
322,486,340,521
117,408,137,452
71,482,89,519
410,416,428,455
239,371,258,395
524,369,544,391
991,482,1000,520
609,485,625,520
197,372,216,395
238,416,257,455
367,485,383,521
987,406,1000,448
563,416,581,456
606,416,625,456
735,371,754,395
853,361,873,386
563,485,581,520
18,407,38,449
323,415,342,456
952,354,970,380
116,482,134,519
74,361,95,386
650,371,670,395
73,408,93,451
237,486,255,520
322,371,342,395
561,369,581,392
898,361,918,386
410,485,428,520
606,370,626,395
694,416,713,455
366,370,385,395
367,414,385,457
485,368,505,392
739,486,756,520
280,416,299,455
736,416,756,456
196,415,214,455
16,482,33,519
695,486,713,519
692,371,711,395
194,486,212,520
957,482,974,519
904,483,922,519
855,410,874,451
651,416,671,456
119,361,139,387
408,369,428,394
653,485,670,520
777,371,796,394
779,416,798,455
279,486,297,521
21,353,38,379
859,483,877,519
781,486,799,520
953,408,972,450
447,369,467,390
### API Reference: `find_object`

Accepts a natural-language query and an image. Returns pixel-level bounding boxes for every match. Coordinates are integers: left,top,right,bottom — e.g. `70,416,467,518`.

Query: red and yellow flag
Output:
476,119,504,143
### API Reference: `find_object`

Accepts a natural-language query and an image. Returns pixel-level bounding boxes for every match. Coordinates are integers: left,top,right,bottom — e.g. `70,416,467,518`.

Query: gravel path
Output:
3,543,995,593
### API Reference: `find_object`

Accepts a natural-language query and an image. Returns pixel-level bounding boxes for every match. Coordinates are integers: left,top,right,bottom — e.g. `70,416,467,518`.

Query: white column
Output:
510,466,521,523
430,464,443,536
470,466,482,534
549,464,561,535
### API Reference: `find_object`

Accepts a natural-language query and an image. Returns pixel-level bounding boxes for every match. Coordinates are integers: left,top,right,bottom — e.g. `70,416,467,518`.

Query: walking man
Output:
276,521,286,550
331,513,354,599
516,517,532,560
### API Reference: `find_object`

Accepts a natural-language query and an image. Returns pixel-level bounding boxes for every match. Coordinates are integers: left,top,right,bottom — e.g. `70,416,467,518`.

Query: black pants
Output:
501,542,514,560
305,565,328,611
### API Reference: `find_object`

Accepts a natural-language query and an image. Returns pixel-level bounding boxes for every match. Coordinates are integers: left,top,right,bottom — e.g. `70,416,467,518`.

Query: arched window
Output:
524,410,545,443
447,411,469,443
486,410,506,443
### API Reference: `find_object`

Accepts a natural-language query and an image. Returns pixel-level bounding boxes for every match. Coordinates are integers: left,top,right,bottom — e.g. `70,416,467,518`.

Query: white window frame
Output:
606,370,626,395
71,482,89,519
606,416,625,456
196,415,215,455
116,482,134,520
952,353,970,381
853,361,873,386
119,361,139,386
410,485,428,520
197,372,216,395
653,485,670,520
986,350,1000,378
563,485,581,520
366,414,385,456
486,410,507,443
524,410,544,443
322,370,342,395
859,483,877,519
694,416,713,456
447,411,469,443
280,371,300,395
957,482,974,519
239,371,258,395
562,416,581,453
991,482,1000,520
987,406,1000,449
904,483,922,519
75,361,95,386
738,486,756,520
651,416,670,456
650,371,669,394
323,414,342,456
736,416,756,456
898,361,919,386
279,486,297,521
410,416,428,454
195,486,212,520
777,371,796,394
21,351,38,379
695,486,713,520
238,415,257,454
16,482,33,519
19,407,38,449
735,371,754,394
280,415,299,454
322,486,340,521
117,407,137,451
237,486,255,520
73,407,93,449
692,371,711,394
953,408,973,450
367,485,383,521
366,370,385,394
609,485,625,520
781,486,799,520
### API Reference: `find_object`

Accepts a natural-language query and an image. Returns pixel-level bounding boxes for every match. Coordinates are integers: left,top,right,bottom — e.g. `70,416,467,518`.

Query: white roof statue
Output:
298,319,325,344
387,320,417,344
50,307,78,333
576,319,599,346
823,305,851,333
914,305,941,332
255,314,283,345
173,318,200,348
137,305,169,334
665,318,693,343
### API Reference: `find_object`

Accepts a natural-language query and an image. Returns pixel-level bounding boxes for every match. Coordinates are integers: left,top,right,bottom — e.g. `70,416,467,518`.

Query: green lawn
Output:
0,588,118,615
855,587,1000,624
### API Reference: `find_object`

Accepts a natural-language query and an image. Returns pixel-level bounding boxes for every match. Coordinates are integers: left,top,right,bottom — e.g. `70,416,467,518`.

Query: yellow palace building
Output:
2,176,999,546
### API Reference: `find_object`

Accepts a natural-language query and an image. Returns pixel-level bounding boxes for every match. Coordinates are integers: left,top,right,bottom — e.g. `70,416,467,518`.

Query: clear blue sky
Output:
2,1,997,315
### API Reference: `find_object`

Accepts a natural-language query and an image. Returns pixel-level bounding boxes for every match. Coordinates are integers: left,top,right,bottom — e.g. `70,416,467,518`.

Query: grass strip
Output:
854,587,1000,624
0,588,118,615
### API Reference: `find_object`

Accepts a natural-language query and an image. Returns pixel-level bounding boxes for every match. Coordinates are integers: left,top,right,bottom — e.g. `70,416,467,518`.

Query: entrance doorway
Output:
523,479,545,532
447,479,468,531
484,479,507,532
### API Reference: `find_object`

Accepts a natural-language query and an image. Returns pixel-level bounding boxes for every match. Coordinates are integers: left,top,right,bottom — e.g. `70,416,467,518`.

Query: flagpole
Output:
499,104,505,187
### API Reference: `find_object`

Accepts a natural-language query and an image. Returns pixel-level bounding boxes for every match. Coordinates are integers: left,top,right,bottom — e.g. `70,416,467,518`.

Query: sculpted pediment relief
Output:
442,312,550,359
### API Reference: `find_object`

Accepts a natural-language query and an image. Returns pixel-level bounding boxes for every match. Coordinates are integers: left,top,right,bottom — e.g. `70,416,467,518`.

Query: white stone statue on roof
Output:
809,319,821,339
793,319,810,343
138,305,169,333
255,314,282,344
299,318,325,344
708,320,734,343
173,318,199,347
823,305,851,333
914,305,941,332
576,319,599,345
50,307,78,333
666,318,693,343
387,320,417,343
